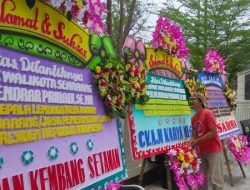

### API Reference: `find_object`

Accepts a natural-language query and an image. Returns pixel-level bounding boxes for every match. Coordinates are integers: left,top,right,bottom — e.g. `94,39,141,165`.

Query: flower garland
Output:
94,56,149,118
205,49,225,75
123,48,149,105
152,16,189,59
223,84,237,111
94,58,129,118
41,0,107,34
125,62,148,104
184,78,207,100
168,147,205,190
227,135,250,165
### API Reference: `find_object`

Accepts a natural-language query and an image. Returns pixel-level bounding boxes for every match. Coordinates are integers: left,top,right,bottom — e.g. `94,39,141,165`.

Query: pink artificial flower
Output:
195,171,206,185
122,35,146,65
152,16,189,59
186,174,198,189
205,49,226,75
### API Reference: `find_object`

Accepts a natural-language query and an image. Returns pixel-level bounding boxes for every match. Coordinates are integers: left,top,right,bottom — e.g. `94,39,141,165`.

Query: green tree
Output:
106,0,154,56
160,0,250,84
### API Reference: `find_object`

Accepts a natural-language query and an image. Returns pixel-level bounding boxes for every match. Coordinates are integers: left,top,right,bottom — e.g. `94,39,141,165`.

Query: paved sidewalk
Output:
145,153,250,190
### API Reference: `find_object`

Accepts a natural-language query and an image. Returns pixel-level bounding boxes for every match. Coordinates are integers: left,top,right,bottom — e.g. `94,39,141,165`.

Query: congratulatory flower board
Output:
128,74,193,160
0,1,126,189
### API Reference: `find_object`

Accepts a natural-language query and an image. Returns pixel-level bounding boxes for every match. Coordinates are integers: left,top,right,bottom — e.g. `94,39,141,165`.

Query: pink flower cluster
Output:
205,49,225,75
42,0,107,34
168,147,205,190
227,135,250,165
152,16,189,59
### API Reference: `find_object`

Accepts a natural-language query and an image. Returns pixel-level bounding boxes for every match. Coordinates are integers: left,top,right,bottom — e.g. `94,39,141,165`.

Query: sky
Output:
136,0,166,42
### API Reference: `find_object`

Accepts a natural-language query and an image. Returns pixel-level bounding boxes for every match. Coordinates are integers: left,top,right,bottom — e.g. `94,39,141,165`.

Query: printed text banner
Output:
197,72,240,139
145,47,183,79
128,74,193,160
0,47,126,189
0,0,90,66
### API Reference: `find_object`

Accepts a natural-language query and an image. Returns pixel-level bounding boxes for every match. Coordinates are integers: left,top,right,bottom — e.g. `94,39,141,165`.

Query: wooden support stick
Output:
138,159,147,186
222,140,234,186
165,154,172,190
238,161,246,178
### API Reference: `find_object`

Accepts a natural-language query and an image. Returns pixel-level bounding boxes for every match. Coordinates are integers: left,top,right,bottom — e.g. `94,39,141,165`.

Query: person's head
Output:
189,93,206,110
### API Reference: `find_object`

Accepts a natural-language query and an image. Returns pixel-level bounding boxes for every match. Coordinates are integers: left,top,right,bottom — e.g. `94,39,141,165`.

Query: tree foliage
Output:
160,0,250,84
106,0,154,56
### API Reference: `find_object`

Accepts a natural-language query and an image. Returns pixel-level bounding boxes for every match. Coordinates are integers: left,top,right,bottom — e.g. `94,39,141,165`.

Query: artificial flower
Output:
205,49,225,75
168,147,205,190
42,0,107,34
122,37,149,105
223,84,237,110
93,58,129,118
122,35,146,65
184,78,207,100
152,16,189,59
227,135,250,165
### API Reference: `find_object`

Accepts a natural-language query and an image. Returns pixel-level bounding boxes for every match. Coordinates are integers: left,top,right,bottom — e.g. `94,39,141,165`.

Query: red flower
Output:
109,69,113,75
98,71,104,77
134,66,139,76
141,82,146,89
191,159,197,167
101,81,108,87
114,83,118,90
184,155,189,162
117,99,123,106
59,3,66,13
82,11,90,25
104,99,112,105
71,5,80,19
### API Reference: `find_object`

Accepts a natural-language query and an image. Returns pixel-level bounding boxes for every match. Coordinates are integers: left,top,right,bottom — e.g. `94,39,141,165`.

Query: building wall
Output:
236,69,250,121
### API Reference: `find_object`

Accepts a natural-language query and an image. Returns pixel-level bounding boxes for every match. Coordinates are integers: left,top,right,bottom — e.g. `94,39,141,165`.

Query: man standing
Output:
189,93,224,190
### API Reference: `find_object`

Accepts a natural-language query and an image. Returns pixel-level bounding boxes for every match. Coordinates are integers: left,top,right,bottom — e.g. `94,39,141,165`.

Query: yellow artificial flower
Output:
126,64,131,70
181,162,187,169
112,99,117,105
100,91,107,97
95,66,101,73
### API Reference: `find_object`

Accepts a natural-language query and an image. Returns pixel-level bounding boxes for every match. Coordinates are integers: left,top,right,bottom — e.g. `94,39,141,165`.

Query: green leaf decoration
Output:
88,34,116,70
66,11,72,21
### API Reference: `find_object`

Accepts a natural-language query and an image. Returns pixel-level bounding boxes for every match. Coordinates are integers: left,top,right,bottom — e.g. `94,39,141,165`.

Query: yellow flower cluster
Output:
125,62,149,104
223,85,237,110
184,78,207,98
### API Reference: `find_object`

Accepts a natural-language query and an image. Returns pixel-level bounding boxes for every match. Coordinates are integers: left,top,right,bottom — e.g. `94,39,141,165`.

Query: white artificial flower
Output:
77,9,85,21
187,169,193,175
64,0,74,12
51,0,64,8
169,149,177,156
177,168,184,176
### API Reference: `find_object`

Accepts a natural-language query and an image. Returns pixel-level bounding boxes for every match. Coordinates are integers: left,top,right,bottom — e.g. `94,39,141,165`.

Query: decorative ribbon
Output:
88,34,116,70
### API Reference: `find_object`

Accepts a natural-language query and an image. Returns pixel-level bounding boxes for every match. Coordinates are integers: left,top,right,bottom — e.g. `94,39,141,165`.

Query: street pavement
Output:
145,151,250,190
